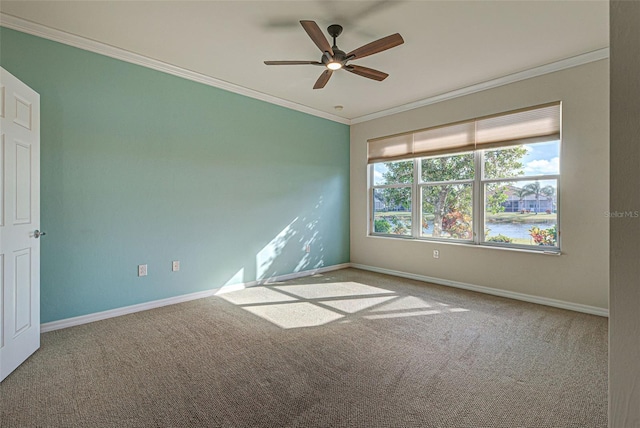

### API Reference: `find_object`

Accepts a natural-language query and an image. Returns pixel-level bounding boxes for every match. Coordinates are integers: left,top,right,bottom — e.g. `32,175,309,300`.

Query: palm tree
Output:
515,187,531,213
523,181,543,214
540,185,556,213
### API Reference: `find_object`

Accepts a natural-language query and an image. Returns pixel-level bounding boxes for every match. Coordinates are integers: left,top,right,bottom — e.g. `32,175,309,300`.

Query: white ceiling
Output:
0,1,609,122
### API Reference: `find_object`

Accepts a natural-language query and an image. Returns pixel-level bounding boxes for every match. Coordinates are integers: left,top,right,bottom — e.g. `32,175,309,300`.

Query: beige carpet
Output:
0,268,608,427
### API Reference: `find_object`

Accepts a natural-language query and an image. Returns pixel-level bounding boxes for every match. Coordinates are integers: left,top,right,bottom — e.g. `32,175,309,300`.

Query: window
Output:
368,103,560,251
372,160,413,236
421,153,474,240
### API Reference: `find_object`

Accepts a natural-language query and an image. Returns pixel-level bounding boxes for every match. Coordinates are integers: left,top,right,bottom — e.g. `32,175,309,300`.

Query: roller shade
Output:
367,134,413,163
475,103,561,149
367,102,560,164
413,121,476,157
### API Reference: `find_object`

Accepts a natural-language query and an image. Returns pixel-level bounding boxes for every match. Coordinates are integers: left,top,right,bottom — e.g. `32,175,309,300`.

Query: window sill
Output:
367,234,561,256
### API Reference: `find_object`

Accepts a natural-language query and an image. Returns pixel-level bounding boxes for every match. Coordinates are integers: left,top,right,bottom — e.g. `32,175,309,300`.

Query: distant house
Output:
374,192,409,212
499,185,556,213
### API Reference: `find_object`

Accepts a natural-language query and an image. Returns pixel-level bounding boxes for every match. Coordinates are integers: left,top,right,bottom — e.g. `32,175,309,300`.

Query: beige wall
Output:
351,60,609,310
610,1,640,426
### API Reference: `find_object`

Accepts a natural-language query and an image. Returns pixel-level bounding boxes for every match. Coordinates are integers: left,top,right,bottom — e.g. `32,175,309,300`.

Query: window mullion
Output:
420,179,475,186
474,150,484,244
369,165,373,235
481,174,560,184
413,158,421,238
373,183,415,189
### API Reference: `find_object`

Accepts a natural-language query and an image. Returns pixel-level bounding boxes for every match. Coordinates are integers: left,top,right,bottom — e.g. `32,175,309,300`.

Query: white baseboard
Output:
350,263,609,317
41,261,607,332
40,263,351,333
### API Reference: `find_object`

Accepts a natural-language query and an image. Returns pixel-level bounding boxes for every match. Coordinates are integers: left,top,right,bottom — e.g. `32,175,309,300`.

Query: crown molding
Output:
0,13,351,125
350,47,609,124
1,13,608,127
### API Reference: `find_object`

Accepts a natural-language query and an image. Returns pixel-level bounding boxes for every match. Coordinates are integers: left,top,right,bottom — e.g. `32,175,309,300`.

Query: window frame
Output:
369,160,414,238
479,146,560,251
369,142,561,252
418,152,475,243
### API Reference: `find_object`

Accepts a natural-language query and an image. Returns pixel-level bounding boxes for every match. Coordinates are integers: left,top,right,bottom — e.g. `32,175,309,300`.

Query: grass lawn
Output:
503,237,531,245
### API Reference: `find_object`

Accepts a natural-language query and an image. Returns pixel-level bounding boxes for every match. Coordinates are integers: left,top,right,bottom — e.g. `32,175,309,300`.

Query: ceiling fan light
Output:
327,62,342,70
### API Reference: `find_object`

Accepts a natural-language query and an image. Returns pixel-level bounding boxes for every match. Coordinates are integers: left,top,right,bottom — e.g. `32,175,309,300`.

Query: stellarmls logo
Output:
605,211,640,218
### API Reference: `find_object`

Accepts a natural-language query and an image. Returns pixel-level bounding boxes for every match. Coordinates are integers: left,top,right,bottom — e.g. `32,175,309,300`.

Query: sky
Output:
521,140,560,176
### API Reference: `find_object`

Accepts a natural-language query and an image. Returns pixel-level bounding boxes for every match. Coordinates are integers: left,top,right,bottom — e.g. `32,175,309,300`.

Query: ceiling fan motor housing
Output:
323,48,347,66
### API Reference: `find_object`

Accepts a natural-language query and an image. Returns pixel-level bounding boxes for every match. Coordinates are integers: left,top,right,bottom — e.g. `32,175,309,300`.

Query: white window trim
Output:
369,146,561,252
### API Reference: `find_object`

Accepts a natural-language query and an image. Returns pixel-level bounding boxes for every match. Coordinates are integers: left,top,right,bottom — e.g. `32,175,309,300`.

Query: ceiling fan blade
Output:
346,33,404,60
300,20,334,56
344,65,389,81
264,61,323,65
313,70,333,89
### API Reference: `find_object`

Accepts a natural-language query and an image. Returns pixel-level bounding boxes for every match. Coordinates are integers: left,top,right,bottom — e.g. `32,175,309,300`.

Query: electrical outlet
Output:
138,264,147,277
172,260,180,272
433,250,440,259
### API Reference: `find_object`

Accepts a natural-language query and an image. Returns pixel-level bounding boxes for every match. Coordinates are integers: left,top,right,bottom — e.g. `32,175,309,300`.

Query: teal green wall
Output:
0,28,350,323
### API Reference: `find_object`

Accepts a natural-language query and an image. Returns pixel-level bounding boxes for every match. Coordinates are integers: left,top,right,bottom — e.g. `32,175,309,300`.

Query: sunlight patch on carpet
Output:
217,281,470,329
244,302,344,329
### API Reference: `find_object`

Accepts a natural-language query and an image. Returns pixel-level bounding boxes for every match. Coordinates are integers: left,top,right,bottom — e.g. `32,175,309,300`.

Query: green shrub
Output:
487,234,513,243
374,218,392,233
389,216,408,235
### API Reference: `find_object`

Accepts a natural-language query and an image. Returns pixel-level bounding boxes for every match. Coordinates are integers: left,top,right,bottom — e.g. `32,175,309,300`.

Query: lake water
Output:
486,222,555,239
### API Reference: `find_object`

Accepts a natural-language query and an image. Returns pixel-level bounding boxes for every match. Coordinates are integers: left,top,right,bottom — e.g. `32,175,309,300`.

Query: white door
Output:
0,67,41,382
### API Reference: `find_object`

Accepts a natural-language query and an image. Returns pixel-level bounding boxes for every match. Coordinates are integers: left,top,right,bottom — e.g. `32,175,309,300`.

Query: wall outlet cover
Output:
138,264,148,277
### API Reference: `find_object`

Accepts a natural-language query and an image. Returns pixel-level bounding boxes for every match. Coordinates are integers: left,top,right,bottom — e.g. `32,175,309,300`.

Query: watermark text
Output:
605,211,640,218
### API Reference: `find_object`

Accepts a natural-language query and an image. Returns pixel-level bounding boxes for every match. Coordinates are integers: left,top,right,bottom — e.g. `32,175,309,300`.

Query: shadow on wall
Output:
257,195,327,279
222,195,332,289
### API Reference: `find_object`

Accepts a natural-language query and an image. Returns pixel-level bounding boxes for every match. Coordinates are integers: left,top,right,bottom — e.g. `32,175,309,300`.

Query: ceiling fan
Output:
264,20,404,89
